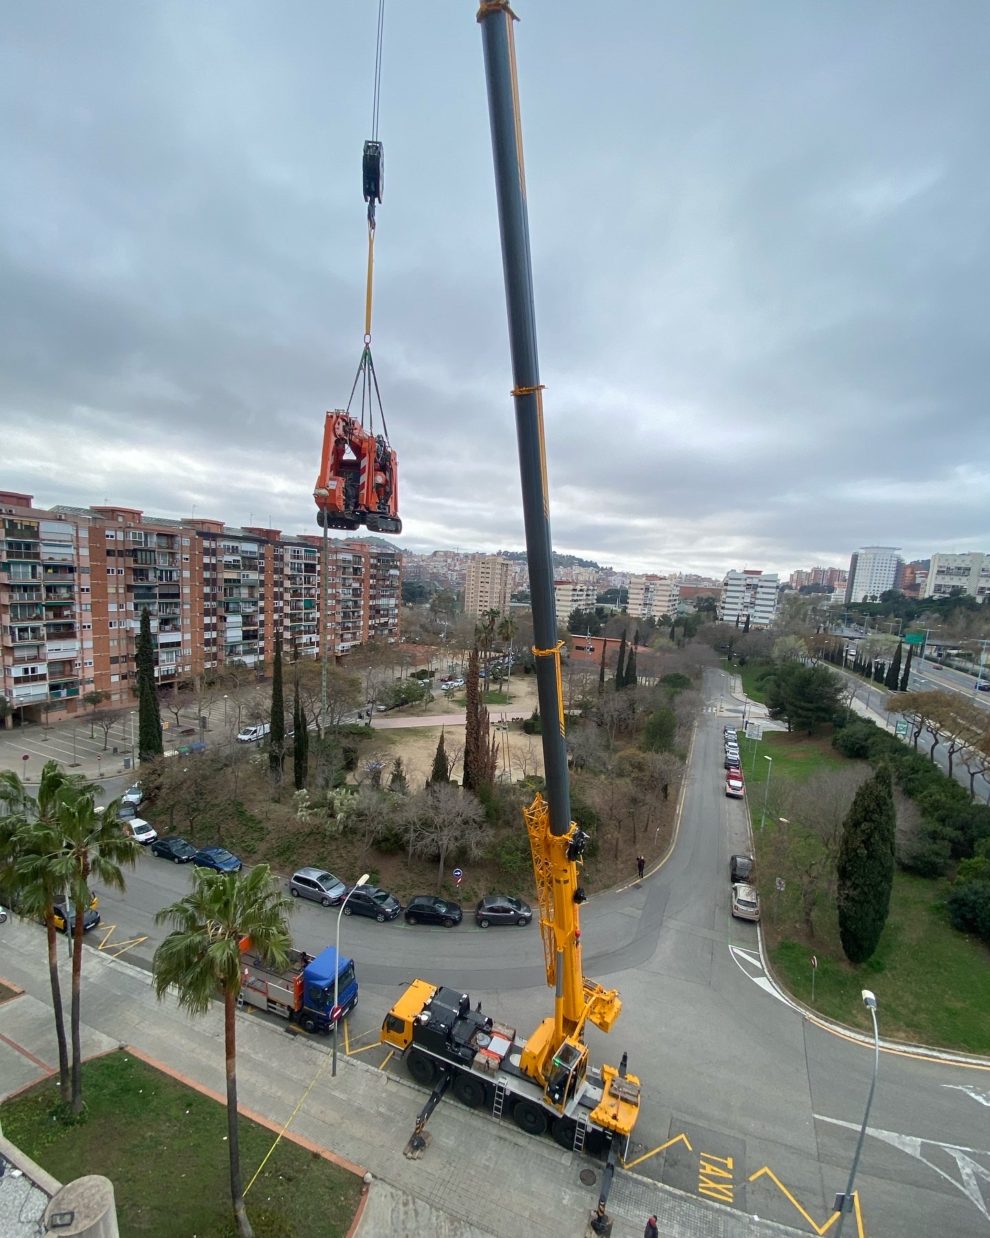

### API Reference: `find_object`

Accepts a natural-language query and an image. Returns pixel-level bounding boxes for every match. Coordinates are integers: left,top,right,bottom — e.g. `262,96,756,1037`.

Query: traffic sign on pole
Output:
452,867,463,880
330,1005,343,1023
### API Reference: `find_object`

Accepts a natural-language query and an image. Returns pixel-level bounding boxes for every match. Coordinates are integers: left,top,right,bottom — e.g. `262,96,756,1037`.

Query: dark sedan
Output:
404,895,462,928
730,853,755,883
341,885,401,922
151,836,198,864
192,846,242,873
475,894,533,928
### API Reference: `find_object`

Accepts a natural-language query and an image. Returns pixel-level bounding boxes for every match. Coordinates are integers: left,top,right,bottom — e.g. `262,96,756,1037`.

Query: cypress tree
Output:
836,766,896,964
389,757,408,793
429,729,451,785
614,630,627,689
900,645,913,692
598,638,606,694
269,631,285,779
292,679,306,790
624,643,638,688
743,613,751,634
884,644,902,690
463,647,497,792
136,607,162,759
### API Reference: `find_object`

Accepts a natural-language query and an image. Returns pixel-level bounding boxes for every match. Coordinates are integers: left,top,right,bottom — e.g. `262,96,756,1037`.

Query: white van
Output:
236,723,271,743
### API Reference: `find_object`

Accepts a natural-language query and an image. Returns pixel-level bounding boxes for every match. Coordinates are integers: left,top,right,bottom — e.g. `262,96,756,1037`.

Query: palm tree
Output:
55,794,139,1114
497,613,518,692
0,761,92,1097
153,866,291,1238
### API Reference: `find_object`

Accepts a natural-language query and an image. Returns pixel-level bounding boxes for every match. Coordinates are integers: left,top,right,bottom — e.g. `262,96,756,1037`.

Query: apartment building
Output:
464,555,511,618
627,574,679,621
719,569,780,628
788,566,848,591
923,552,990,602
554,579,597,618
0,491,401,725
844,547,902,604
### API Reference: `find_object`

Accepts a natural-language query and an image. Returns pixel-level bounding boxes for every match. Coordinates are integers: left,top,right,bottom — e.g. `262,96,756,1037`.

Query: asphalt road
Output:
52,667,990,1236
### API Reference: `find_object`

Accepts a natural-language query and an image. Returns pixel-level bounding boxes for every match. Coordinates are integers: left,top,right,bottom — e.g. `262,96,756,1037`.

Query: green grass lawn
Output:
743,735,990,1053
735,660,770,703
771,873,990,1053
1,1051,363,1237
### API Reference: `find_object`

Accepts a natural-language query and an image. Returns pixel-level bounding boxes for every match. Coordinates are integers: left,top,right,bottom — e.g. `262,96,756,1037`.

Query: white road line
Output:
815,1113,990,1223
944,1083,990,1109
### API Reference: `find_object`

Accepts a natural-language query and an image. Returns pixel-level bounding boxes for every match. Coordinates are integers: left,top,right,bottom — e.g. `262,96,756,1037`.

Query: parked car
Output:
725,774,745,799
290,867,347,907
192,846,242,873
127,818,158,845
342,885,401,922
51,896,101,934
729,854,755,883
117,801,138,821
404,895,462,927
121,783,144,807
0,906,8,925
978,682,990,692
724,754,741,770
475,894,533,928
731,883,761,922
151,836,197,863
236,724,270,743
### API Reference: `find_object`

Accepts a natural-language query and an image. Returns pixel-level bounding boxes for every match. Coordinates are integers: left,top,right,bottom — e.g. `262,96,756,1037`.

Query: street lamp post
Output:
129,711,136,770
760,755,773,830
333,872,369,1078
223,694,229,726
835,990,880,1236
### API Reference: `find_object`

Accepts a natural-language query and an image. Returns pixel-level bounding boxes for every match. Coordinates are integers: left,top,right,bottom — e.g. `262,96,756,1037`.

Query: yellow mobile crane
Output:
379,1,640,1193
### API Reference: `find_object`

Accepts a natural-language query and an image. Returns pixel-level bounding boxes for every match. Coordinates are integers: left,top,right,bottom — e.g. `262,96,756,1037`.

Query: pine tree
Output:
900,645,913,692
837,766,896,964
136,607,162,759
269,632,285,780
614,630,627,690
884,644,902,690
389,757,408,794
429,729,450,785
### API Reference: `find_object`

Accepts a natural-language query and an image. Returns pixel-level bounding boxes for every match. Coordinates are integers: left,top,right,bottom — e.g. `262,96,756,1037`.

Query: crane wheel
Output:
452,1074,485,1109
406,1049,437,1087
552,1117,577,1149
511,1099,548,1137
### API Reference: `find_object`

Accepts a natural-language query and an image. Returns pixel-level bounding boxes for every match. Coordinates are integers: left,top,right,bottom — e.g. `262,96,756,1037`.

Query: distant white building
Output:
555,579,597,619
844,547,902,604
719,569,779,628
923,552,990,602
627,574,679,621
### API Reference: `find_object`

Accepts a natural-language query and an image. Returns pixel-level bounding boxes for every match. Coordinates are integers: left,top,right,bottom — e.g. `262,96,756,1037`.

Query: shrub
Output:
522,709,542,735
642,707,676,753
898,831,952,877
945,881,990,942
832,719,876,759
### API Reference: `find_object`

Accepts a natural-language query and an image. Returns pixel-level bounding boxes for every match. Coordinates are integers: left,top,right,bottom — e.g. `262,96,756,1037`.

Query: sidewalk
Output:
0,920,804,1238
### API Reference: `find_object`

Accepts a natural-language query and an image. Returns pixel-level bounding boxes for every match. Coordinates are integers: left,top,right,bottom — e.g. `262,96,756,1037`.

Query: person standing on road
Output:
636,855,646,880
644,1216,658,1238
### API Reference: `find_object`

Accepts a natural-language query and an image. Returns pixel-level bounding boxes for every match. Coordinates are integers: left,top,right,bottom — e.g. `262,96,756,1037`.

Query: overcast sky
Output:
3,2,988,578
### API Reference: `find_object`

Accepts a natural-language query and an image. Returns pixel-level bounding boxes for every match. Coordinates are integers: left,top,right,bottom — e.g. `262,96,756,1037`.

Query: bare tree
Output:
90,708,126,752
402,783,487,890
339,784,389,861
776,767,870,936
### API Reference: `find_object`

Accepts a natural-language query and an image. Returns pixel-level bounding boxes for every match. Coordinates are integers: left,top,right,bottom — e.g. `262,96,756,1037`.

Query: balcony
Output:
49,684,81,701
6,626,46,644
11,683,48,702
44,606,75,621
10,604,44,621
45,622,77,639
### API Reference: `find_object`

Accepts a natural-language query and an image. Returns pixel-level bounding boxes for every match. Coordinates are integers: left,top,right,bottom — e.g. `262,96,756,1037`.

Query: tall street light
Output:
835,990,880,1236
223,694,229,726
760,755,773,830
333,872,368,1078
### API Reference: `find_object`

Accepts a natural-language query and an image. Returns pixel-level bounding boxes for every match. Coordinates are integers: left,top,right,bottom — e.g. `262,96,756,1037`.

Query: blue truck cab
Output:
301,945,358,1031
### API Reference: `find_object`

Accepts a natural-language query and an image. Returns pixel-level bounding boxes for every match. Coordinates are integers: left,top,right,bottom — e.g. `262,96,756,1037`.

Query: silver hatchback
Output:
289,867,347,907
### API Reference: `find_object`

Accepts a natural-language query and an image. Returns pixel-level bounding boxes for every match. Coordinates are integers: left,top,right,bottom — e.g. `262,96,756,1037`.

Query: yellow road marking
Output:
699,1152,734,1203
749,1167,866,1236
378,1047,395,1071
622,1131,693,1170
96,924,148,958
348,1040,386,1057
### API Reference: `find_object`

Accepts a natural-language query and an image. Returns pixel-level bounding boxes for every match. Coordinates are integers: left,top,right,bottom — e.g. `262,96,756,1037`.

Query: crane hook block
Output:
363,140,384,205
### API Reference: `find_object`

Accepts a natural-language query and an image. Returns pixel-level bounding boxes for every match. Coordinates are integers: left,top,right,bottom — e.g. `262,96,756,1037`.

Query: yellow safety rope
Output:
532,639,566,735
243,1042,334,1196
